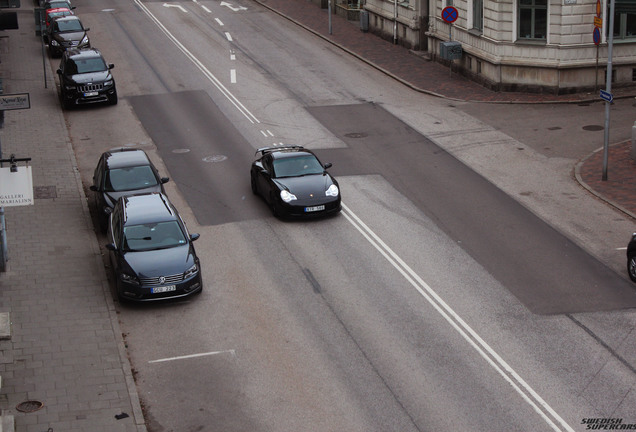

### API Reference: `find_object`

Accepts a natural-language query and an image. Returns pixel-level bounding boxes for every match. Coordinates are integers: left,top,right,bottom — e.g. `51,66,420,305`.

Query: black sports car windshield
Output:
104,166,158,192
68,57,106,74
272,155,324,178
122,221,187,252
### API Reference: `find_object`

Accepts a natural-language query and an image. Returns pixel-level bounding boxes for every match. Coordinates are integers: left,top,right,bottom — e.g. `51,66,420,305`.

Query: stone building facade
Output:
361,0,636,93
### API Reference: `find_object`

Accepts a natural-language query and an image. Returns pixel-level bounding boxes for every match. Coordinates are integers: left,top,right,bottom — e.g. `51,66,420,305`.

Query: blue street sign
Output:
442,6,458,23
600,89,613,102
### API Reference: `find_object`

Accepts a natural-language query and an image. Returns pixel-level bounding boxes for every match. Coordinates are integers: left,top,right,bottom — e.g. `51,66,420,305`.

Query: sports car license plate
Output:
84,91,98,97
151,285,176,294
305,205,325,212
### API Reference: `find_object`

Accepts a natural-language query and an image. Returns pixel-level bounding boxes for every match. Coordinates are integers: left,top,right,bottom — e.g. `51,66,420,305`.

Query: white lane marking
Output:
163,2,187,12
617,247,627,250
133,0,259,124
341,202,575,432
215,17,224,26
220,1,247,11
230,69,237,83
201,4,211,13
225,31,233,42
149,350,236,363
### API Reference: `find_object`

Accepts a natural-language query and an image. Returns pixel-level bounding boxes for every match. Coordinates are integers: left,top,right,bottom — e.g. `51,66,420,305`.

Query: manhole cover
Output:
203,155,227,163
172,149,190,154
344,132,368,139
16,400,43,412
582,125,604,131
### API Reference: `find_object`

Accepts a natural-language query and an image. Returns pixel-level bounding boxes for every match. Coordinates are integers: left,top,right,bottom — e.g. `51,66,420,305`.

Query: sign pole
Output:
602,0,615,181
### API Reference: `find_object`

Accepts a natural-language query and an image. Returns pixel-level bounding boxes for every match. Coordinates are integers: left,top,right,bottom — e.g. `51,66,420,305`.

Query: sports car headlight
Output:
51,40,60,46
325,184,339,197
280,190,297,203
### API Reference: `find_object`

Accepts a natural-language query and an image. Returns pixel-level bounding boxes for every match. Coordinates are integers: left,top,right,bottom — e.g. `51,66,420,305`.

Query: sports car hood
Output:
273,174,334,198
70,70,111,84
123,245,196,278
103,184,163,209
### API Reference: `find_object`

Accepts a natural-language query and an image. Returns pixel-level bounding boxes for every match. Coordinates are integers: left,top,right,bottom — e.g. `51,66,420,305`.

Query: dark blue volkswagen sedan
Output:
106,193,202,302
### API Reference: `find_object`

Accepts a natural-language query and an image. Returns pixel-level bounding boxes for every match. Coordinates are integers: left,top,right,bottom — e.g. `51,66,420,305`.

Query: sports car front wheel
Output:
628,253,636,282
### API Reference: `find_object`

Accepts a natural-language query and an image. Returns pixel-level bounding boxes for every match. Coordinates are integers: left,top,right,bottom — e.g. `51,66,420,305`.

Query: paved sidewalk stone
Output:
0,9,145,432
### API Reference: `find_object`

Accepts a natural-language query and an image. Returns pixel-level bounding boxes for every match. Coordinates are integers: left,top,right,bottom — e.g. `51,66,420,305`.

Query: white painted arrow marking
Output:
220,1,247,11
163,3,187,12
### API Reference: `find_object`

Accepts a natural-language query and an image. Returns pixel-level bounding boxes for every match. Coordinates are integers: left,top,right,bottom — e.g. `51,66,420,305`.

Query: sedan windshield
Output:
273,155,324,178
123,221,187,252
104,166,158,192
55,19,83,32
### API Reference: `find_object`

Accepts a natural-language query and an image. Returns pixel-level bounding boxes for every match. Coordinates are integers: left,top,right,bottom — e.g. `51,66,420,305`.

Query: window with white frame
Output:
518,0,547,40
607,3,636,39
473,0,483,31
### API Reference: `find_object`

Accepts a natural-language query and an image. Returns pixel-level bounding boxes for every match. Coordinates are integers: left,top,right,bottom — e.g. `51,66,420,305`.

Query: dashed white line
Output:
230,69,236,83
225,32,233,42
215,17,224,26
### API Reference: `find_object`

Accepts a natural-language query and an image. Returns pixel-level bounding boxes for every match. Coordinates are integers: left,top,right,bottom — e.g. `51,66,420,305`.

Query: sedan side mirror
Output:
190,233,200,242
89,185,98,191
105,243,116,251
324,162,332,169
108,64,115,70
161,177,169,184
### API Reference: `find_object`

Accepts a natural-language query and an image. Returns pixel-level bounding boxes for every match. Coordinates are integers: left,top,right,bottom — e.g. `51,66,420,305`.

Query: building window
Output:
519,0,547,40
607,7,636,40
473,0,483,32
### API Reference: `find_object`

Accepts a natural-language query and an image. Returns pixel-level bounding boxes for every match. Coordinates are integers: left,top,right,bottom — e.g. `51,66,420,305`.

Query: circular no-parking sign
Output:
593,26,601,45
442,6,458,23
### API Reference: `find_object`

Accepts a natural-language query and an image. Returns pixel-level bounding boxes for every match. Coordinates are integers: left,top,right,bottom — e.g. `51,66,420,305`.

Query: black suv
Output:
57,48,117,109
106,193,203,302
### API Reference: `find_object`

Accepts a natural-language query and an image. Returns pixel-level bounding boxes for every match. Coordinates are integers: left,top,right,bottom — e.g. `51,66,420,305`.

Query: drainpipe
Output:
393,0,398,44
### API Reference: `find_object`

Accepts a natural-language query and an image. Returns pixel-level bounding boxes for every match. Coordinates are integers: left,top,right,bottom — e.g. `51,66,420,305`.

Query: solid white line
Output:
133,0,259,124
341,202,574,432
149,350,236,363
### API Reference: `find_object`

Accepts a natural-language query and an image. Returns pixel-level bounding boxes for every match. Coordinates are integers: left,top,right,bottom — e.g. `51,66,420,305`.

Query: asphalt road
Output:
59,0,636,430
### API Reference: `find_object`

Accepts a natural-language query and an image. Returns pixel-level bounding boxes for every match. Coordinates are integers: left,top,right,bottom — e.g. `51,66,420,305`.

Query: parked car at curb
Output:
46,15,90,57
106,193,202,302
57,48,117,109
90,148,169,233
250,145,341,218
627,233,636,282
44,7,74,30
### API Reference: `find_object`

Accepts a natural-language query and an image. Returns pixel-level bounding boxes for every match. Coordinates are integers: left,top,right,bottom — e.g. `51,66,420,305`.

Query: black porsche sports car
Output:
250,146,341,218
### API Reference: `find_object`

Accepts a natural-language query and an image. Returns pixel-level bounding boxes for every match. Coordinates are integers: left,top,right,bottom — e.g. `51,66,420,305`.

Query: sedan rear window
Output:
104,166,158,192
123,221,187,252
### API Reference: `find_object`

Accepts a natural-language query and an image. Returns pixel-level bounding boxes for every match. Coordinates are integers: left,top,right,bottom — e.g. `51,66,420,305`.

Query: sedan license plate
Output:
84,91,98,97
151,285,176,294
305,205,325,212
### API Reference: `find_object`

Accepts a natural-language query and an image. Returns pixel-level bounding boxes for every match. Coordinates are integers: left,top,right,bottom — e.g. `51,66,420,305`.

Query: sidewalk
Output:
0,10,145,432
257,0,636,219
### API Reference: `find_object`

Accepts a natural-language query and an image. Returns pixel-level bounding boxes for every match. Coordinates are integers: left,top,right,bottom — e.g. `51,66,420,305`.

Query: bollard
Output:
632,121,636,160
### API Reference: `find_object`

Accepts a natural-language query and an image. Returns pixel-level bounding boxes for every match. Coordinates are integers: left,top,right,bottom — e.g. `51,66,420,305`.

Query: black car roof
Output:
120,193,177,226
104,149,152,170
255,145,315,159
